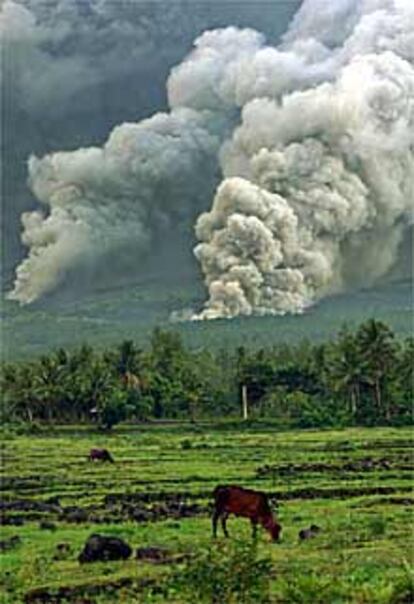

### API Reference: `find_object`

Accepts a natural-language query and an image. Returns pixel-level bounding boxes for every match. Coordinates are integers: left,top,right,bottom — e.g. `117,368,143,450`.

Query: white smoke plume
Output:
192,0,414,318
6,0,414,317
2,0,298,283
7,26,262,302
8,108,224,302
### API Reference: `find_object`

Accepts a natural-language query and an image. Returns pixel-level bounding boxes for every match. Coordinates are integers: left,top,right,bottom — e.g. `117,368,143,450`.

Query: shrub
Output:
278,571,344,603
180,439,193,450
389,560,414,604
366,515,387,538
168,539,273,604
99,390,128,430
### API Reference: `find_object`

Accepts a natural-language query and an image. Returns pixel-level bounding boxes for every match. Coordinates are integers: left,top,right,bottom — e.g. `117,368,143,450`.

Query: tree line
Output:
1,320,412,429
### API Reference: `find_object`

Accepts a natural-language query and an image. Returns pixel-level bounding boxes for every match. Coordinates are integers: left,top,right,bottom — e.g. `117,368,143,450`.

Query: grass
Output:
1,425,413,602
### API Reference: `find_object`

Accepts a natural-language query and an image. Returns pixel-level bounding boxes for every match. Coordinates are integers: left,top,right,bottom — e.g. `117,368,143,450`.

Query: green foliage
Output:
168,540,273,604
389,561,414,604
99,390,128,430
1,320,412,428
366,514,387,538
180,438,193,450
278,571,345,603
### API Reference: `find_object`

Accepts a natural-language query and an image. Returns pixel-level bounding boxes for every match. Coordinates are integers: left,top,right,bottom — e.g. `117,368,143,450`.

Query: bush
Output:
99,391,128,430
278,571,345,603
180,439,193,450
168,540,273,604
263,389,349,429
366,515,387,538
389,561,414,604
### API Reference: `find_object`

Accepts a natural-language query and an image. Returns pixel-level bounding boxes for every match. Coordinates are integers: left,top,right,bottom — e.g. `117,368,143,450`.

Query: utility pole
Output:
242,384,248,420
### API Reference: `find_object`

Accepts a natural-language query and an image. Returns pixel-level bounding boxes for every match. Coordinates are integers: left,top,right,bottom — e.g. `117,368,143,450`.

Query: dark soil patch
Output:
0,515,26,526
39,520,57,530
108,493,207,523
1,477,101,498
1,484,410,528
367,440,413,449
352,497,414,508
24,577,155,603
104,490,204,505
0,498,62,526
256,457,412,478
136,546,189,565
270,485,412,501
0,491,208,526
320,439,413,453
0,499,61,513
110,476,222,487
0,535,21,552
0,477,48,492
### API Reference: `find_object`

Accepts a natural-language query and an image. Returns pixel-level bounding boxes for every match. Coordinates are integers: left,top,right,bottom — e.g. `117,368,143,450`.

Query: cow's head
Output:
270,521,282,542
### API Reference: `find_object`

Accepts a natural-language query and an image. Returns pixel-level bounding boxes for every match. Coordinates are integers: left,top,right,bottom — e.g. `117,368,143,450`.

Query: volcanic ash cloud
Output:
6,25,263,304
6,0,414,318
192,0,414,319
7,108,225,303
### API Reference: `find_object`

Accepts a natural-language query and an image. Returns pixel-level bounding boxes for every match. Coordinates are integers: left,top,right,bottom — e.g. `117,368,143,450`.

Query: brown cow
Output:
212,485,281,541
88,448,114,463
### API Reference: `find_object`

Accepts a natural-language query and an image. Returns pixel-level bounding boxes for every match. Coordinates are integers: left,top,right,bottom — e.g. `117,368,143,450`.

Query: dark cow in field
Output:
88,448,114,463
212,485,282,541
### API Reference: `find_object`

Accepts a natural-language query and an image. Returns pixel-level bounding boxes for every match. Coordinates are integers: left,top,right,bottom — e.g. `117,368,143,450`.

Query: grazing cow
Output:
212,485,281,541
88,448,114,463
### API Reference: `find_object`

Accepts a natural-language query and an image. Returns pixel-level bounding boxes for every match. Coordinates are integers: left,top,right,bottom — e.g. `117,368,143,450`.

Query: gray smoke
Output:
2,0,299,288
6,25,264,302
192,0,414,318
5,0,413,316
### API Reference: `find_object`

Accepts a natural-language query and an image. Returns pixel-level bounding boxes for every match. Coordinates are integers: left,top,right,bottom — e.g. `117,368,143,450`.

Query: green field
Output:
1,425,413,603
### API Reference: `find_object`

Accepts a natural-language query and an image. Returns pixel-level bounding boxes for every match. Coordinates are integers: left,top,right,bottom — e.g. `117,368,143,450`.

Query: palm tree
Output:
328,334,365,419
33,353,69,422
116,340,142,376
1,363,37,423
356,320,396,421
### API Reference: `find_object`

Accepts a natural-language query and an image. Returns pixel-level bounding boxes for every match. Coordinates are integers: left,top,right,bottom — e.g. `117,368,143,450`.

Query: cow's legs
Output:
221,513,230,538
251,519,258,540
212,510,220,538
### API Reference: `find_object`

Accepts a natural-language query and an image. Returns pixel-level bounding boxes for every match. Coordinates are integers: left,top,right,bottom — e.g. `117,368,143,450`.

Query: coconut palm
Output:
328,333,365,419
356,319,396,421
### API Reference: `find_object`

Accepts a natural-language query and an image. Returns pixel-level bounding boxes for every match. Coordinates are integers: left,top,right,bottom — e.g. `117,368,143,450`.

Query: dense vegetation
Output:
2,319,412,429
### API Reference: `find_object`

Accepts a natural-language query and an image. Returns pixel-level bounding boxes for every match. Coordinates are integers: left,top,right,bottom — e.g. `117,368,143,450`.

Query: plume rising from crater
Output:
192,0,414,318
6,0,413,318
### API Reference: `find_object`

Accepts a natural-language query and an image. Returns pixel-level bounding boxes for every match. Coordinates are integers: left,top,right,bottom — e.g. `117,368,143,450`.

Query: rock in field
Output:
78,533,132,563
299,525,322,540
